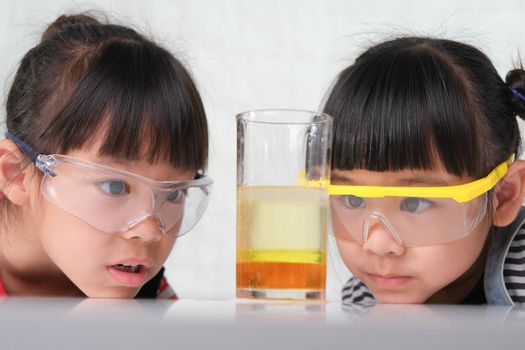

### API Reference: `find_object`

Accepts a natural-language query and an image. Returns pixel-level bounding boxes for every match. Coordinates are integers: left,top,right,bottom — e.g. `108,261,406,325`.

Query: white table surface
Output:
0,297,523,350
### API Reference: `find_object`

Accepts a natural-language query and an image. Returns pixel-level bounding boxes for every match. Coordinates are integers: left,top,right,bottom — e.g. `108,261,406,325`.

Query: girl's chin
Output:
372,293,427,304
81,287,141,299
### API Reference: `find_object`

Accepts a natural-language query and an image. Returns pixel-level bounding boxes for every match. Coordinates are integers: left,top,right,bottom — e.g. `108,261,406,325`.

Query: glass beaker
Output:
236,109,333,300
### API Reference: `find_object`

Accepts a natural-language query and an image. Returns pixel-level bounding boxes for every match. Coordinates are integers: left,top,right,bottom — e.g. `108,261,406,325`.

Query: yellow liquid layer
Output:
237,249,326,290
237,186,328,251
237,249,325,264
237,187,328,290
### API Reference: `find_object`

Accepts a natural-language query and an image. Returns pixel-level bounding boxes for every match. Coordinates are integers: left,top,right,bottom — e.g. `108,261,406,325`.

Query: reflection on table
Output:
0,297,523,350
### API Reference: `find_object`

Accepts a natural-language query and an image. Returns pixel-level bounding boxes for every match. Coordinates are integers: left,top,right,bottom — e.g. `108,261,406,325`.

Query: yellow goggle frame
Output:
328,155,513,203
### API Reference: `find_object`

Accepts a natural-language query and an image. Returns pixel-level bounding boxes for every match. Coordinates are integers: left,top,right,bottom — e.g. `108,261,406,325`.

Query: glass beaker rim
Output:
236,109,333,125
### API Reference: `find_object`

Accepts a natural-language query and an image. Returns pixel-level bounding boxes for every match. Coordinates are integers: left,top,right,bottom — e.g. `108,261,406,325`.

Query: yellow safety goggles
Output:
329,156,511,202
328,156,512,247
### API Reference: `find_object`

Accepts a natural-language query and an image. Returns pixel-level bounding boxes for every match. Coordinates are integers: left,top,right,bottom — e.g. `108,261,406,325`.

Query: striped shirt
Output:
157,276,178,300
341,277,375,305
504,230,525,304
0,279,6,298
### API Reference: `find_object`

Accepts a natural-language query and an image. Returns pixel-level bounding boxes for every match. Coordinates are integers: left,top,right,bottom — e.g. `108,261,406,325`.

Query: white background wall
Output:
1,0,524,301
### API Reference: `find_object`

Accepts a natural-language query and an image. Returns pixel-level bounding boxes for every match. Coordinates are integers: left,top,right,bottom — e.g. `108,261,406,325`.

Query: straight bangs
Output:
326,45,490,177
40,39,208,171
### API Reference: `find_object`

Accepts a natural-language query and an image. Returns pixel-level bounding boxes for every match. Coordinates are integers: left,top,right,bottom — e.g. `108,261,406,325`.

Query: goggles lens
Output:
39,155,212,237
330,194,488,246
327,158,513,246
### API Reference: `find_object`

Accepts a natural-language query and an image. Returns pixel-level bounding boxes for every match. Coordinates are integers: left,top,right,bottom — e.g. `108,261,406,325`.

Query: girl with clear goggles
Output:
0,13,210,299
6,132,212,238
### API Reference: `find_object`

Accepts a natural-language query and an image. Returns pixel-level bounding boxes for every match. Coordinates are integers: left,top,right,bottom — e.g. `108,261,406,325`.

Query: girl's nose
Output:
361,214,405,256
120,214,165,242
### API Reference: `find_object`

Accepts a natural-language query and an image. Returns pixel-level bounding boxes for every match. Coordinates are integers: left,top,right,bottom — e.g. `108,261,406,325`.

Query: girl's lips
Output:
112,259,153,269
367,273,412,288
107,261,151,287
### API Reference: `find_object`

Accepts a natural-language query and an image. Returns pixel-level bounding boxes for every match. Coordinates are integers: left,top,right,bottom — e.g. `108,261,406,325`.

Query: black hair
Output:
5,13,208,171
324,37,525,178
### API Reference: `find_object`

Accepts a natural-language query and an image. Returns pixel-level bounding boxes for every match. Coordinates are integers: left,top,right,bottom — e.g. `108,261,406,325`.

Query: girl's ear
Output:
0,139,31,206
493,160,525,227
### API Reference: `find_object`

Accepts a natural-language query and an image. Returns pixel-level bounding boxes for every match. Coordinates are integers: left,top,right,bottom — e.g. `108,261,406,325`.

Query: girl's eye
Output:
400,197,433,213
167,189,185,203
341,195,365,209
98,180,129,196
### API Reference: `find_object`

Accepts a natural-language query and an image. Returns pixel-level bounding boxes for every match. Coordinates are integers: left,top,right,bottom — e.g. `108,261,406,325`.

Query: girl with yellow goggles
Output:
329,157,511,247
324,37,525,306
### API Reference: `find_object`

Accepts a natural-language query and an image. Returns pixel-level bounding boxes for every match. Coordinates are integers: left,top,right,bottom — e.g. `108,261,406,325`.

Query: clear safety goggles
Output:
328,158,511,247
6,132,212,238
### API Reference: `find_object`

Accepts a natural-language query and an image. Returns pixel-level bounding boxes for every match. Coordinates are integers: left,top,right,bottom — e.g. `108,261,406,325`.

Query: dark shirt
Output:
461,274,486,304
134,267,165,299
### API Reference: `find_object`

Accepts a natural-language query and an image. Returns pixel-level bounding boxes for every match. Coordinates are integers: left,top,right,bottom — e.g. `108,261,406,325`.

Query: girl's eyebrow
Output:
94,155,130,166
330,173,355,185
107,158,129,166
331,173,452,186
396,177,451,186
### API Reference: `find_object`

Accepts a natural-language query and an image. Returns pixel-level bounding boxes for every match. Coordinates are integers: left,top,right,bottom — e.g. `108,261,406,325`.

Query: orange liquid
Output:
236,261,326,290
236,186,328,295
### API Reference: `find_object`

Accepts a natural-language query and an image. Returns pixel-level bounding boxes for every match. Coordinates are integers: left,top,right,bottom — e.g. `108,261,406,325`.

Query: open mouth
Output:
107,263,150,287
112,264,144,273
